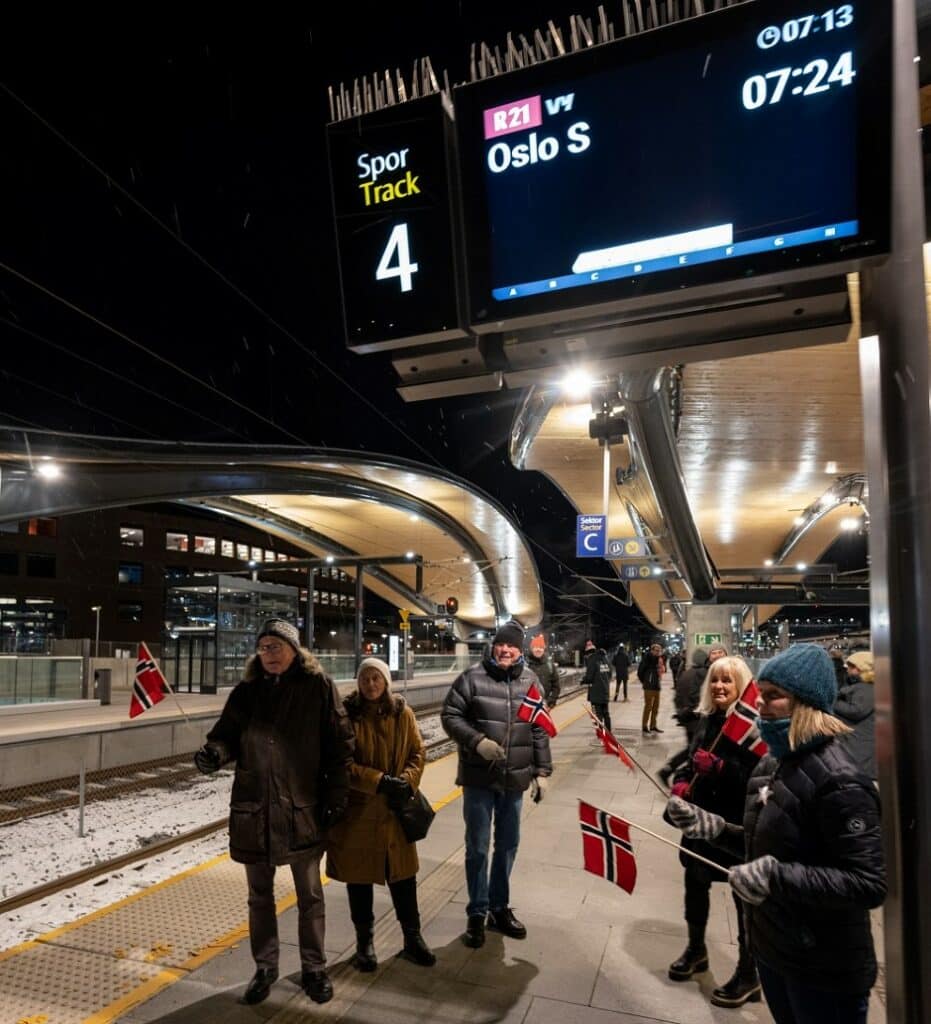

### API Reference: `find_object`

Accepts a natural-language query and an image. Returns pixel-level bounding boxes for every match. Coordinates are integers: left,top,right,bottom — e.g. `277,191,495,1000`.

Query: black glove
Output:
378,774,413,808
194,745,221,774
320,801,347,830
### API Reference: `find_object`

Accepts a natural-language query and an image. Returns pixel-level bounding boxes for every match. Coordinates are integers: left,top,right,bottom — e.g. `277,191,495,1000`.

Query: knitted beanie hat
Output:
493,620,525,649
357,656,392,688
758,643,837,711
256,618,301,653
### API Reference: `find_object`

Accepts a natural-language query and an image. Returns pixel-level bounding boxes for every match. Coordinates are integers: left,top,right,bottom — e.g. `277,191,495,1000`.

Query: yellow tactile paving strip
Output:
0,697,587,1024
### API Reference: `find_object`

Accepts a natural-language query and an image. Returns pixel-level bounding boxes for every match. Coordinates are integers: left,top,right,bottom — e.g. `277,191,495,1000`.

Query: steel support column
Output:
354,567,365,675
858,1,931,1018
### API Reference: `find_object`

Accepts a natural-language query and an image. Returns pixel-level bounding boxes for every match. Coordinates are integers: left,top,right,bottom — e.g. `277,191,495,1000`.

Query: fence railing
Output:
0,656,84,705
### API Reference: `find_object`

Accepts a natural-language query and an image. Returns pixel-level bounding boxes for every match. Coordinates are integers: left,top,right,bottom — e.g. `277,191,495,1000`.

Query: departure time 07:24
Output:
742,51,855,111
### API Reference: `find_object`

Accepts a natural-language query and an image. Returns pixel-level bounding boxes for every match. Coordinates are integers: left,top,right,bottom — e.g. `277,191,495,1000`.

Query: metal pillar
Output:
354,566,365,675
858,2,931,1018
305,568,315,650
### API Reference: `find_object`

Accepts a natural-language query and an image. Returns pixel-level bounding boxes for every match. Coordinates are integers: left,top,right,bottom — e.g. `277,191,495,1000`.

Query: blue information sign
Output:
576,515,606,558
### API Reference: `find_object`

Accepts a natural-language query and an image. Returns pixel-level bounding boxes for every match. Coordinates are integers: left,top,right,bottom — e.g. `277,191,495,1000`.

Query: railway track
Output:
0,683,582,915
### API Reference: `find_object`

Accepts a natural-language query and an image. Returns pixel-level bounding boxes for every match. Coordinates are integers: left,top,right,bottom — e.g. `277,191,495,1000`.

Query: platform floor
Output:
0,687,886,1023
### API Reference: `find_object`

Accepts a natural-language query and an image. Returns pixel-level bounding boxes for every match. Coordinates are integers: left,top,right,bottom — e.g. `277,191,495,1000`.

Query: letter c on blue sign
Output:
583,533,599,552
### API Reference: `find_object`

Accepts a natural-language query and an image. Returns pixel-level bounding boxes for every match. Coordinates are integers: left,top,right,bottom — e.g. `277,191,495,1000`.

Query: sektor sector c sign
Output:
576,515,606,557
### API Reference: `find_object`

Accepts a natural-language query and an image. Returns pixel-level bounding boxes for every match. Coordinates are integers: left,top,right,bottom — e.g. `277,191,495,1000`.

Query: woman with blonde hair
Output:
666,655,762,1007
326,657,436,972
668,644,885,1024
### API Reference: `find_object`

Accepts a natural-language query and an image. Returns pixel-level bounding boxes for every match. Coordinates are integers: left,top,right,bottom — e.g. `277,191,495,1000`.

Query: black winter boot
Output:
710,954,761,1007
400,927,436,966
668,924,709,981
352,928,377,972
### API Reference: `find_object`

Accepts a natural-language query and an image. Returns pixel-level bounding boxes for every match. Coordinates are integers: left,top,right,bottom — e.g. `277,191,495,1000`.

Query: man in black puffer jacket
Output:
667,644,885,1022
442,620,553,950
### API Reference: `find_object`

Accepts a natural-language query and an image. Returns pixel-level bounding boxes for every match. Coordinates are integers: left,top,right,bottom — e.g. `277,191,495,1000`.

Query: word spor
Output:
487,121,591,175
356,148,421,207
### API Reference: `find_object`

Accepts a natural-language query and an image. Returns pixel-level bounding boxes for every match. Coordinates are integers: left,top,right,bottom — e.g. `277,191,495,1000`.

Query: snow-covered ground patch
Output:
0,712,446,952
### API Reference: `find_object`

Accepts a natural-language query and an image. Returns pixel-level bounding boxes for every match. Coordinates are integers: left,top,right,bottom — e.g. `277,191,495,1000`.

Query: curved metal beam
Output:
0,463,509,618
773,473,869,564
618,368,716,601
510,387,560,470
184,497,437,617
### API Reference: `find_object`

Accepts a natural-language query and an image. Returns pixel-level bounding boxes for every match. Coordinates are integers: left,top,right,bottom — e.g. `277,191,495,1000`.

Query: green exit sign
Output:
694,633,723,646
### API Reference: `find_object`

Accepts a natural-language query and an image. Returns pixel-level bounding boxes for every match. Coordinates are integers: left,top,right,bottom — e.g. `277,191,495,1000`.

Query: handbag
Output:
393,787,435,842
389,720,435,842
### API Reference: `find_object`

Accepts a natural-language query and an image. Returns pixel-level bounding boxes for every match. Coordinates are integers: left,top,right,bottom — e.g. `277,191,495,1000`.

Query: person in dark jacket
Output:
526,634,560,708
637,642,664,733
667,644,885,1024
666,656,762,1008
669,649,684,683
658,647,709,785
583,640,612,731
612,645,631,701
441,620,553,949
834,650,876,780
194,619,355,1007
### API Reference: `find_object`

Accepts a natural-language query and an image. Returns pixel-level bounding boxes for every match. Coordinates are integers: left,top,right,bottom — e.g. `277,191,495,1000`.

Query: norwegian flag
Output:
579,800,637,893
595,725,636,773
721,680,768,758
516,683,557,737
129,642,170,719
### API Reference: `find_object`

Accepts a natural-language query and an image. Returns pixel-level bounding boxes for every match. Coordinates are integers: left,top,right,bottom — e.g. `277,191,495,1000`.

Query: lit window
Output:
27,517,57,538
313,590,320,604
120,526,144,547
221,539,235,557
277,552,288,562
0,597,16,605
194,535,216,555
166,532,189,552
264,549,275,562
236,542,249,560
118,562,143,585
321,592,330,605
250,546,262,562
25,598,53,605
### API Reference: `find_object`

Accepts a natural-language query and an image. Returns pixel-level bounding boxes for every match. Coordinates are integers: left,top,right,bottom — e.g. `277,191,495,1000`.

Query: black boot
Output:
243,967,278,1004
400,927,436,966
352,927,377,972
710,953,762,1007
668,924,708,981
463,914,485,948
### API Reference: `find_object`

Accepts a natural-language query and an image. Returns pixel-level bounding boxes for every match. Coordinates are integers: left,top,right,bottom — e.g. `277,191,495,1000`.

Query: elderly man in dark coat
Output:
195,619,355,1006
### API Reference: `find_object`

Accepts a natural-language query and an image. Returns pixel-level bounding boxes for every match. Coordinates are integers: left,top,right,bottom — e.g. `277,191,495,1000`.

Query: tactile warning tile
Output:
0,941,166,1024
52,857,295,968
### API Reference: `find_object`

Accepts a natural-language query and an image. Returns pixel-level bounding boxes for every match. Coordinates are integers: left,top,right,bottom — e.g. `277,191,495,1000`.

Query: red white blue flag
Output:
129,642,170,719
596,725,637,773
721,680,768,758
517,682,557,736
579,800,637,893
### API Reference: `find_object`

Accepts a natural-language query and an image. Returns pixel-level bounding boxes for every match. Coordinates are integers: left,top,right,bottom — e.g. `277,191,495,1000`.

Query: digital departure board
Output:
454,0,891,330
328,93,467,352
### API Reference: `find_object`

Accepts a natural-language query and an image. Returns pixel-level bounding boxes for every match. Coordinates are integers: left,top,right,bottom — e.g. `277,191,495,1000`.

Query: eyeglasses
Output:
257,643,285,655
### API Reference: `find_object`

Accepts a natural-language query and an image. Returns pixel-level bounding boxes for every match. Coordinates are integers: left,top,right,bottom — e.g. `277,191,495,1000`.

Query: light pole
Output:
91,606,102,658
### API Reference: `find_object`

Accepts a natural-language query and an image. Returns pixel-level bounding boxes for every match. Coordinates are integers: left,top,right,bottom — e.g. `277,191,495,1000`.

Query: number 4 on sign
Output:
376,223,419,292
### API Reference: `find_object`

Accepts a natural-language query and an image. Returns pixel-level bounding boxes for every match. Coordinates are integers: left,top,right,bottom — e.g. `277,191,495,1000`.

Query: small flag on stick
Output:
579,800,637,893
596,725,637,772
129,642,170,719
721,680,768,758
516,683,557,737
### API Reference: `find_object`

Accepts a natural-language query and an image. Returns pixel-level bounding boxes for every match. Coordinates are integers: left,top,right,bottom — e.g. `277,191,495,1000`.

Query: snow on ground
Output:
0,712,446,952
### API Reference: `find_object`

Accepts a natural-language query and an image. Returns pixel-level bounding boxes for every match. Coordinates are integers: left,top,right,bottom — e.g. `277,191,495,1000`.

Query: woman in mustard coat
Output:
326,657,436,970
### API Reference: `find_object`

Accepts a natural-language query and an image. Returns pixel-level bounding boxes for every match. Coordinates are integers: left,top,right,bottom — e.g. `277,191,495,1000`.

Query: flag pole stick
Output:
623,816,731,877
585,704,668,798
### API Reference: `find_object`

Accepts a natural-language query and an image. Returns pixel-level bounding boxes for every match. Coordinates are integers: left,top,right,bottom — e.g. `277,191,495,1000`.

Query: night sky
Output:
1,7,650,645
1,8,870,647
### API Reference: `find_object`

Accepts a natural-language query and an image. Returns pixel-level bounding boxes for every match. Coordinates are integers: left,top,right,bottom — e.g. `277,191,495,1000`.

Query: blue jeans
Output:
756,960,869,1024
462,786,522,917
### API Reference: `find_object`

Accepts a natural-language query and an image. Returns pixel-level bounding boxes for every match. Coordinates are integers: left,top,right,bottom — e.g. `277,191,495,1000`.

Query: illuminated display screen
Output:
454,0,891,328
327,93,467,352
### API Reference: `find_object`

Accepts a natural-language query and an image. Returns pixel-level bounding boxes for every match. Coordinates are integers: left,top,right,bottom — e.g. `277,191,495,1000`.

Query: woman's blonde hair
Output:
788,704,851,749
697,656,755,715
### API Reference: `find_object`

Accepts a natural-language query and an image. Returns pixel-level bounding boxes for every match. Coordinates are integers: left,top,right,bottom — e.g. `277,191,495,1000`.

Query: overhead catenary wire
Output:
0,81,441,468
0,316,247,442
0,259,311,446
